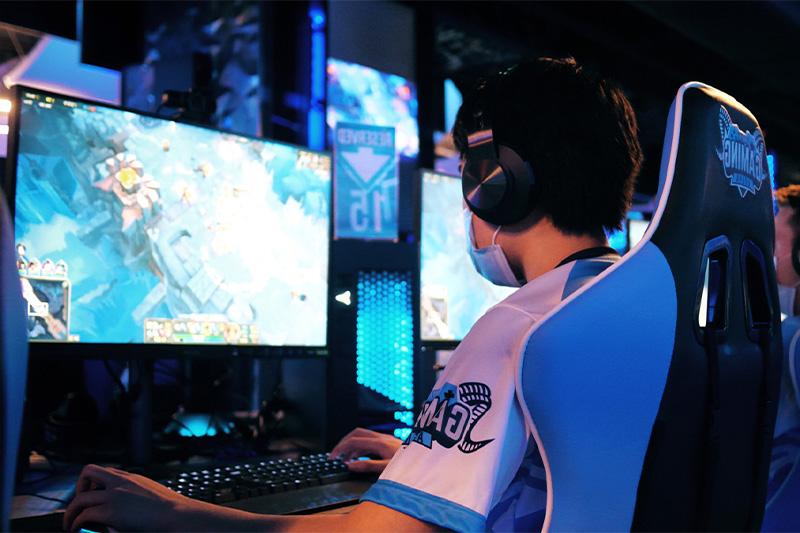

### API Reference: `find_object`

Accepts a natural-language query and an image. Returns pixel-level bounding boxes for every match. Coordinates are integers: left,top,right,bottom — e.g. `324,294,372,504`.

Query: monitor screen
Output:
326,58,418,158
628,219,649,249
10,88,331,347
420,170,516,342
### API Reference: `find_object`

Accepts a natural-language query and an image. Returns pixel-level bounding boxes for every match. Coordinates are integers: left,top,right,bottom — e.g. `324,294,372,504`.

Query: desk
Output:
12,454,81,521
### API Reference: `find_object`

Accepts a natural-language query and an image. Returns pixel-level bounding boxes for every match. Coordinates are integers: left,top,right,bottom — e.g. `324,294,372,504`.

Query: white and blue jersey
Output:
362,250,619,532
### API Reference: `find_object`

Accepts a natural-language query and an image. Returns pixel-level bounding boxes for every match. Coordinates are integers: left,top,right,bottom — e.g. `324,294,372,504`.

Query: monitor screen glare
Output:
12,89,331,346
628,219,649,250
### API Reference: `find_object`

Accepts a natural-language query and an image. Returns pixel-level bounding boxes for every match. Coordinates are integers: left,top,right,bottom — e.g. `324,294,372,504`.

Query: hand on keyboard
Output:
329,428,402,474
63,464,203,532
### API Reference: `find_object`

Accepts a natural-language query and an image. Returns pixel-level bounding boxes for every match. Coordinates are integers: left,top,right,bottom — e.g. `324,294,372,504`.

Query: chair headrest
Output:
647,82,775,282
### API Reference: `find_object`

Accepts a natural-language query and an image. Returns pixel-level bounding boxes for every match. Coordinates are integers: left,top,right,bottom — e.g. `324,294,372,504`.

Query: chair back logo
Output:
716,106,767,198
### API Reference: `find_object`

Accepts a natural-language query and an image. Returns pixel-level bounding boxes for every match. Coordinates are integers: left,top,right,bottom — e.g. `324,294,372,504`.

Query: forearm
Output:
174,501,440,532
177,503,349,532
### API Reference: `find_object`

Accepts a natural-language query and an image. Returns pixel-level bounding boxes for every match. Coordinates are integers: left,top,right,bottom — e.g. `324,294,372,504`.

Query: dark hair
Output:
453,57,643,234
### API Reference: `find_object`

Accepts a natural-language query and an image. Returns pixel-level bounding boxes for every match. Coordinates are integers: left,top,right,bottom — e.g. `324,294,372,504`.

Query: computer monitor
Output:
6,87,331,356
419,170,516,342
628,219,650,250
326,58,419,158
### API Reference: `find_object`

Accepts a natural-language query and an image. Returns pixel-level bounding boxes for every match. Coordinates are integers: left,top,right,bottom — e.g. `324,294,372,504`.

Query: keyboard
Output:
158,453,373,515
161,453,350,503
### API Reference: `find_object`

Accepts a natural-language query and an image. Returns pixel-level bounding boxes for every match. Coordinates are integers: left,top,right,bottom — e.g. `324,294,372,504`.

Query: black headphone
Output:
461,129,537,226
460,67,538,226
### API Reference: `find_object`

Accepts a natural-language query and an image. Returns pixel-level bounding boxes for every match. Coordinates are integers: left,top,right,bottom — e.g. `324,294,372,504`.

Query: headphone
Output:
460,67,538,226
461,130,537,225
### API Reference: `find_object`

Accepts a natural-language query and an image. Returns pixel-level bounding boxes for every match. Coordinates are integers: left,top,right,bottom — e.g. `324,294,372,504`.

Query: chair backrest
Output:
0,187,28,530
517,82,781,531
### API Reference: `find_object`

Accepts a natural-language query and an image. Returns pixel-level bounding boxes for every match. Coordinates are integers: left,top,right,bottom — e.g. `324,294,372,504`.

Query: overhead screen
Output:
10,88,331,347
326,58,418,158
420,170,516,341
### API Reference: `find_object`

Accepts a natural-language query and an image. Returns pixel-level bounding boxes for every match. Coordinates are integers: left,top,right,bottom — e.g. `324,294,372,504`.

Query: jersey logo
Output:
405,381,494,454
716,105,767,198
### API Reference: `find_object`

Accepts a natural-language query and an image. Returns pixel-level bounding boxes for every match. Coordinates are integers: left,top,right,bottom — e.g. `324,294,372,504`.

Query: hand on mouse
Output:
63,464,211,532
329,427,402,474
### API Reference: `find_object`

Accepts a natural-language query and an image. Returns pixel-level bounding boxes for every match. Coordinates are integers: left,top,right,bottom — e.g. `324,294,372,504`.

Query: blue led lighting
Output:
767,153,777,184
172,414,233,438
394,410,414,426
309,6,326,29
356,271,414,410
768,153,778,216
308,2,326,150
393,427,412,441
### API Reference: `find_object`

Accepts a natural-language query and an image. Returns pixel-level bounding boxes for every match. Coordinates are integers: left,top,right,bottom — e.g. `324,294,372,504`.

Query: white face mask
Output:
463,208,523,288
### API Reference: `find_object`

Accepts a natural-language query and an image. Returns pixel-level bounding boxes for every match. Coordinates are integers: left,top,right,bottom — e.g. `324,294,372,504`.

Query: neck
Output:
498,216,607,282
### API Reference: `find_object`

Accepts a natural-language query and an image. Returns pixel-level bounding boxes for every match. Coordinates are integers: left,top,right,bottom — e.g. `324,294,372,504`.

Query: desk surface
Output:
12,454,81,520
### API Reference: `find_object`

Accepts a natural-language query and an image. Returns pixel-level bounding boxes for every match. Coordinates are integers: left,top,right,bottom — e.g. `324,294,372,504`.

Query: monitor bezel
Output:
5,85,332,359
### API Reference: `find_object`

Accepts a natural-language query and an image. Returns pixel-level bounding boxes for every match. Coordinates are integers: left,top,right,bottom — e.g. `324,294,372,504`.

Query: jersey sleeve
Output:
361,306,536,531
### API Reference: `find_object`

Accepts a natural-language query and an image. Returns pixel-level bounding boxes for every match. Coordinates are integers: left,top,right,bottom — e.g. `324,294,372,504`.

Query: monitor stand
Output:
128,359,153,465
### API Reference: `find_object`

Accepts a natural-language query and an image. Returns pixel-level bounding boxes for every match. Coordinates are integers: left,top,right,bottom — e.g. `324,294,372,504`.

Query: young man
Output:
63,57,643,532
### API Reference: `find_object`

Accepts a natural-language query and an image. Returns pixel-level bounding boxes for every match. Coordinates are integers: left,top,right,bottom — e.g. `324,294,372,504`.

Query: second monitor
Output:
420,170,516,342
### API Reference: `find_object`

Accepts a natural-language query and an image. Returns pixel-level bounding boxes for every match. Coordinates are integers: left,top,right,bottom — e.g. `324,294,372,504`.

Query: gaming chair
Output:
0,187,28,530
518,82,781,530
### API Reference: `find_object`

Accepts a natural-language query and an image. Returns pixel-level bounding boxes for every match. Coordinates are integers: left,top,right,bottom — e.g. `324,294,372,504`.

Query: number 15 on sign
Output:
334,123,399,240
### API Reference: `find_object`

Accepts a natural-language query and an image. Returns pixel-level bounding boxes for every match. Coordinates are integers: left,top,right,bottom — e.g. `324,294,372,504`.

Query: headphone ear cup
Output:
462,157,507,223
495,145,536,224
461,130,537,226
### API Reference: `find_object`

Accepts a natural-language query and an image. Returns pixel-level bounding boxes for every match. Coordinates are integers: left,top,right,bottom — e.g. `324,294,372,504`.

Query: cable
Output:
103,359,127,398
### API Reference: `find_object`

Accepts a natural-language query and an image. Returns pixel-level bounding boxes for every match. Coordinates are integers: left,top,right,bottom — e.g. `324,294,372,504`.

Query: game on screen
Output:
12,90,331,347
420,170,516,341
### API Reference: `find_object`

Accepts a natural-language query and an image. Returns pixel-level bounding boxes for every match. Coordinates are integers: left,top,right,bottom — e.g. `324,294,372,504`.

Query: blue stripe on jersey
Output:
362,479,486,532
562,255,618,301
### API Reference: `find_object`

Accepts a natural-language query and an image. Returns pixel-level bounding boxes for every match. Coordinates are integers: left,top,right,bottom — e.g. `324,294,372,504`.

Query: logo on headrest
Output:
716,106,767,198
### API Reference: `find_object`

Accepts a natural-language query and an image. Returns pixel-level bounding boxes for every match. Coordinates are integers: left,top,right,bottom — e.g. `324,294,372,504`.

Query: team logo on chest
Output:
405,381,494,454
716,105,767,198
